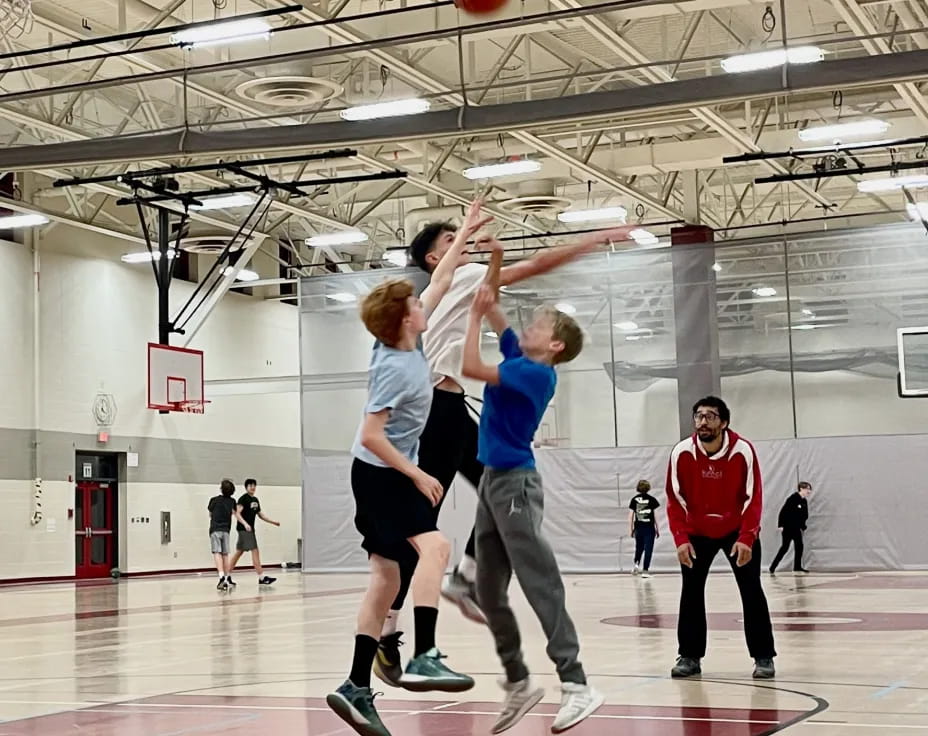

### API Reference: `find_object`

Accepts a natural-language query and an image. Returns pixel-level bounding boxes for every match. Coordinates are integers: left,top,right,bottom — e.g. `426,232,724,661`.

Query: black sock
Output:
414,606,438,657
348,634,380,689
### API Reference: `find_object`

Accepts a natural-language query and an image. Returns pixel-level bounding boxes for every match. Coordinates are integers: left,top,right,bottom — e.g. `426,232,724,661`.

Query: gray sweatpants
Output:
474,467,586,685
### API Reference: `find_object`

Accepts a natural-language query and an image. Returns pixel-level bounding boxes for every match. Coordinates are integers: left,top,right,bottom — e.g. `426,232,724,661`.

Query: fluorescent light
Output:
463,160,542,180
630,228,659,246
0,213,49,228
223,267,259,282
615,320,639,332
752,286,777,297
557,206,627,223
191,193,255,211
858,174,928,193
907,202,928,220
712,262,723,272
172,19,271,48
327,292,357,303
792,324,816,330
721,46,824,73
801,308,815,317
121,249,177,263
554,302,577,315
384,250,408,267
340,98,430,121
484,331,498,338
306,230,369,247
798,119,890,143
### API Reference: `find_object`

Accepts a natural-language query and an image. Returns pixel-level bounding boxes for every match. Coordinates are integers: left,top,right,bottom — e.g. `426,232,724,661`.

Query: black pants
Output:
633,525,656,570
391,389,484,611
677,533,776,660
770,528,804,572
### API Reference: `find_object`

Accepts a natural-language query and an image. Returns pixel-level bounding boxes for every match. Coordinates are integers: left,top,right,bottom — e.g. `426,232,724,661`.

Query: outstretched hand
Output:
470,284,498,318
460,199,494,243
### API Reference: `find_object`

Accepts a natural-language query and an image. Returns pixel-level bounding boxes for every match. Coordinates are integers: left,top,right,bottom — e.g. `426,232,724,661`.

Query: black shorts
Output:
351,458,438,562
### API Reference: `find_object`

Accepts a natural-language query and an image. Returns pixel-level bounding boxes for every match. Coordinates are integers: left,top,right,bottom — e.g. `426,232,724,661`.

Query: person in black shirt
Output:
769,482,812,574
628,480,660,578
229,478,281,587
208,479,247,591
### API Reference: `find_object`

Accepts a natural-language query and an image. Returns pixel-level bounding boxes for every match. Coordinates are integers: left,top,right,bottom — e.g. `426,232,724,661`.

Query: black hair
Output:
408,221,457,273
220,479,235,497
798,481,812,490
245,478,257,488
692,395,731,424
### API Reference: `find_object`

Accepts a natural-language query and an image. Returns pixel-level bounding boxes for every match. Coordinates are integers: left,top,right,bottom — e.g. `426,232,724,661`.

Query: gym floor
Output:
0,570,925,735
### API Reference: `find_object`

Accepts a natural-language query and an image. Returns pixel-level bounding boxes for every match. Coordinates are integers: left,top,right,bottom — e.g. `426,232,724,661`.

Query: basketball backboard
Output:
897,327,928,398
147,343,206,412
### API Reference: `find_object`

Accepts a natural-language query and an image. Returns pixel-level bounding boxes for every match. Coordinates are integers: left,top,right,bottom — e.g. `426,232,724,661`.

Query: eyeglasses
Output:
694,411,721,423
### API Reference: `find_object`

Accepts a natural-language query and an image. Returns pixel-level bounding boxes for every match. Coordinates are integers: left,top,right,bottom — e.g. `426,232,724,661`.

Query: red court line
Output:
0,694,805,735
0,587,364,629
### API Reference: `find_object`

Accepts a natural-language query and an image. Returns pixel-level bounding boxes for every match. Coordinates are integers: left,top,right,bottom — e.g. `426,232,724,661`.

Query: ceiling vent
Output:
234,76,343,108
498,180,571,219
178,233,253,255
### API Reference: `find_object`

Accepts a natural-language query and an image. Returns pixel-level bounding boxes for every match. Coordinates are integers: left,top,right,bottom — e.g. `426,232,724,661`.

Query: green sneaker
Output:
399,647,475,693
325,680,391,736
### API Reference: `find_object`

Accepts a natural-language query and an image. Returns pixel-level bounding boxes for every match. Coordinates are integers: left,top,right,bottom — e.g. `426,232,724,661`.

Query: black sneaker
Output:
227,577,237,587
671,656,702,678
373,632,404,688
753,658,776,679
216,577,228,591
259,576,277,586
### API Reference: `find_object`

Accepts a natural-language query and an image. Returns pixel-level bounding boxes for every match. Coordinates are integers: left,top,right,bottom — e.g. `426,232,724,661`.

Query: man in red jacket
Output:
665,395,776,680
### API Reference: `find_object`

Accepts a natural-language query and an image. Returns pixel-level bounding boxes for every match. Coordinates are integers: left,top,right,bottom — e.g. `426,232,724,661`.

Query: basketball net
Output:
171,399,210,415
1,0,33,40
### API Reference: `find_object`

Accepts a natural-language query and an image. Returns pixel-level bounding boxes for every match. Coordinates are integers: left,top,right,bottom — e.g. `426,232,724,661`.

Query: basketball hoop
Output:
169,399,211,415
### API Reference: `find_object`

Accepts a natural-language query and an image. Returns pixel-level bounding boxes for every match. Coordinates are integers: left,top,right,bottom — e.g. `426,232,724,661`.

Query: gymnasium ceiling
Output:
3,0,928,300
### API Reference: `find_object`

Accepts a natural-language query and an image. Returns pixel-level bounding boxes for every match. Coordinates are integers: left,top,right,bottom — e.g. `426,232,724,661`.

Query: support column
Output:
671,171,720,438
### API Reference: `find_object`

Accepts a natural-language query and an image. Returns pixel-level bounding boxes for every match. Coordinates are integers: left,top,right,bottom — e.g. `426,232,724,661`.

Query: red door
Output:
75,482,115,579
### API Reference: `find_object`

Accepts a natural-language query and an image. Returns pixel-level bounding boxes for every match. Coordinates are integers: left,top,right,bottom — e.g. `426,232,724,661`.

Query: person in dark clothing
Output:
628,480,660,578
769,482,812,574
208,479,247,591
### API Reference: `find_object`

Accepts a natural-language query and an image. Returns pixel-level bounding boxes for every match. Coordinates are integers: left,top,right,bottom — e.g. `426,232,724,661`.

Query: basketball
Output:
454,0,508,13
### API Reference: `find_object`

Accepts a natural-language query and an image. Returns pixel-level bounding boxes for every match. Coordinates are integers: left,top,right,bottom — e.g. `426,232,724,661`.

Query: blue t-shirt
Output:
477,328,556,470
351,342,433,467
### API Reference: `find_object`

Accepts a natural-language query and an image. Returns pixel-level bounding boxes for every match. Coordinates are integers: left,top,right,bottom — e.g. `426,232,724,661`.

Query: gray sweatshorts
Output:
210,531,230,555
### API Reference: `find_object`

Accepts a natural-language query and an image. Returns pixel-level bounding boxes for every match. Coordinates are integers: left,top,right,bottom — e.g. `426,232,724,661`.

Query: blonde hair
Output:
536,306,584,364
360,278,414,347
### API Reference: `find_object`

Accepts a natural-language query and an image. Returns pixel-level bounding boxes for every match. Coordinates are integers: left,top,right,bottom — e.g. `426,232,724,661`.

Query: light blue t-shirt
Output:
351,342,433,467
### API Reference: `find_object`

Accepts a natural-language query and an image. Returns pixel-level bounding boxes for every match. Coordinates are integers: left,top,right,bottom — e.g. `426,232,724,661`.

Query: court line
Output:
809,721,928,729
873,680,910,699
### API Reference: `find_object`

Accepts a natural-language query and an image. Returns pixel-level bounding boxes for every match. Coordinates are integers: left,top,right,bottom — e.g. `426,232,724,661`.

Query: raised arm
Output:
421,200,493,316
499,225,636,286
462,284,504,386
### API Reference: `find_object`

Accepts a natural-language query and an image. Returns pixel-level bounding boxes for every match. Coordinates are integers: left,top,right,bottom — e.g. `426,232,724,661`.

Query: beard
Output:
697,428,719,443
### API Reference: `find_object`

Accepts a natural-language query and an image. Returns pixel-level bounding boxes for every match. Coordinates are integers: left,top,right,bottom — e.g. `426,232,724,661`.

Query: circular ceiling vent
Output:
179,234,253,255
498,195,573,218
234,76,343,108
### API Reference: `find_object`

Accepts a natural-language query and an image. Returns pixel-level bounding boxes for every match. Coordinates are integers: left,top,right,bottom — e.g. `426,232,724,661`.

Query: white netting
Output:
1,0,33,40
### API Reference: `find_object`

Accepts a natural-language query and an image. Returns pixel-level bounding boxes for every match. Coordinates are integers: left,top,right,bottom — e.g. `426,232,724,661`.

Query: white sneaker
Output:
641,571,651,579
440,570,487,625
491,677,544,733
551,682,604,733
632,564,640,576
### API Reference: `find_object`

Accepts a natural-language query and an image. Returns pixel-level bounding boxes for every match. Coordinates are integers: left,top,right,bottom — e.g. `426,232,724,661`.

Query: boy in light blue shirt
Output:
462,280,604,734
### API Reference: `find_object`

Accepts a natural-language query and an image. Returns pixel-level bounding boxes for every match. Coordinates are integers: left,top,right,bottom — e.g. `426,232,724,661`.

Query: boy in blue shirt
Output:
462,281,604,734
325,202,490,736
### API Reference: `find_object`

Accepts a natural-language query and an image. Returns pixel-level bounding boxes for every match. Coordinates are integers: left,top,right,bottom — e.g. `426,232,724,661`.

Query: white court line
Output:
810,722,928,730
109,702,778,724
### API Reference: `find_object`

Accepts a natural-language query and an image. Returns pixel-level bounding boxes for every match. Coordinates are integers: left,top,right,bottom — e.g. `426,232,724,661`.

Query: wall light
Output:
121,249,177,263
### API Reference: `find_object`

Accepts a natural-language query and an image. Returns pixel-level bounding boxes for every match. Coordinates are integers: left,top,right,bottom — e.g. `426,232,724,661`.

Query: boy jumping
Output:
326,204,490,736
462,275,604,733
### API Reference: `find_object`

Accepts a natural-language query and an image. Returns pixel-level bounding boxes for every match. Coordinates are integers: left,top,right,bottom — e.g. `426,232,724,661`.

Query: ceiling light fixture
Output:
0,213,49,228
172,19,271,48
712,262,723,272
791,324,816,330
121,249,177,264
384,251,408,268
557,206,627,223
858,174,928,193
340,98,430,121
554,302,577,315
306,230,369,247
721,46,824,73
327,292,357,303
630,228,659,246
463,160,542,180
752,286,778,297
190,193,256,211
615,320,639,332
223,267,260,282
798,119,890,143
801,308,815,317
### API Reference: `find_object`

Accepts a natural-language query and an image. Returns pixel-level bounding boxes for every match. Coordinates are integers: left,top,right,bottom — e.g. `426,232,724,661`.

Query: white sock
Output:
458,555,477,583
381,609,400,637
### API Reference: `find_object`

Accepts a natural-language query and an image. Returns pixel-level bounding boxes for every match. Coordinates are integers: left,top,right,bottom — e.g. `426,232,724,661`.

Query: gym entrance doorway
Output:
75,452,120,579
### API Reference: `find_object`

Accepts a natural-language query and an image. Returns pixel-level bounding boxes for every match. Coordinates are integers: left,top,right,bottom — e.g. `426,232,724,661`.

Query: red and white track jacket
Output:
665,429,763,548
